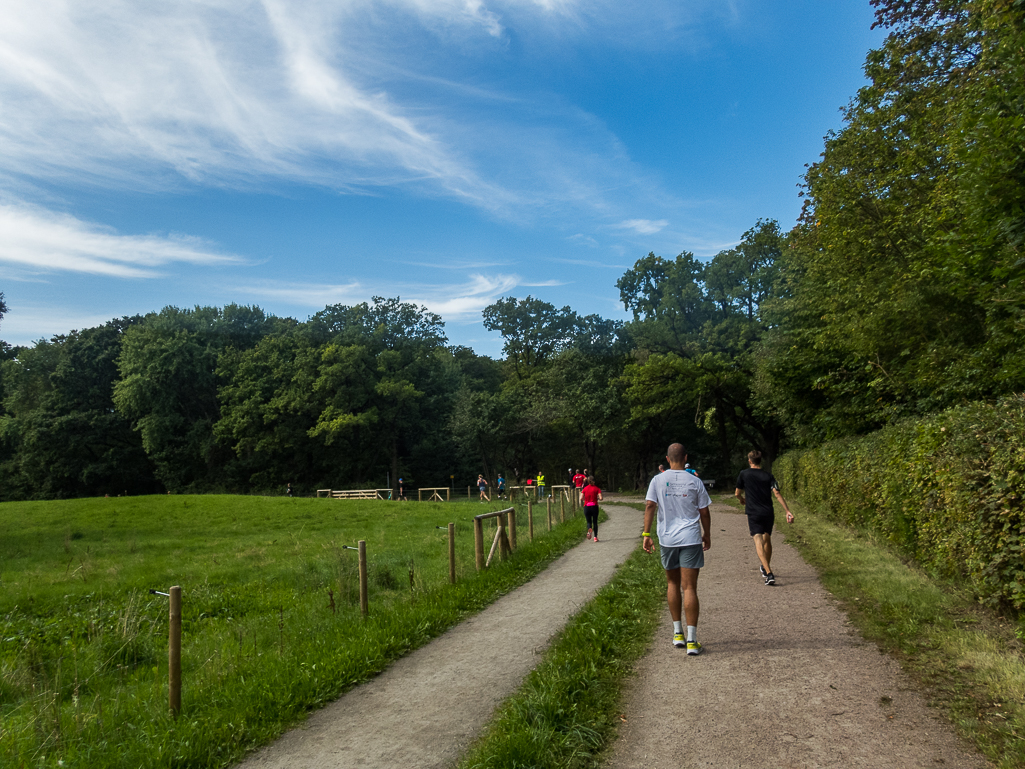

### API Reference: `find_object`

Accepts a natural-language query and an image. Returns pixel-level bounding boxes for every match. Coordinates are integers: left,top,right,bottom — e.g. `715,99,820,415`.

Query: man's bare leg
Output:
666,568,682,622
681,567,700,627
752,533,773,574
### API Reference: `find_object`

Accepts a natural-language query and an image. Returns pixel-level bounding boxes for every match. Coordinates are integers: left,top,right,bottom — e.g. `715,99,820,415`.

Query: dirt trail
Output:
234,502,643,769
606,500,990,769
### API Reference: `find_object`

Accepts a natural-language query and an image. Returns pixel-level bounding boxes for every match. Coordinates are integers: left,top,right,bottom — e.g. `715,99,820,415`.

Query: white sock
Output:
687,625,697,643
673,621,683,634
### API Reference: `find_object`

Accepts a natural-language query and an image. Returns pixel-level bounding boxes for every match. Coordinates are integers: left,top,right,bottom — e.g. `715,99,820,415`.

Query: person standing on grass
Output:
643,443,712,655
536,471,546,499
580,476,603,542
477,474,490,502
735,450,794,586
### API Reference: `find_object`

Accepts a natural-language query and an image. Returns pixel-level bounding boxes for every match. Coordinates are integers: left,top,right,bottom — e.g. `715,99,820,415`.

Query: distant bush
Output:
776,395,1025,611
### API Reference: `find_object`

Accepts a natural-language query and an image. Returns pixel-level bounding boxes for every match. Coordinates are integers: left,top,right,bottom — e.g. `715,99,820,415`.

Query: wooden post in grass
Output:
474,516,484,571
527,499,534,542
169,585,182,717
358,540,368,617
448,522,456,584
560,494,565,523
498,512,510,561
547,497,552,532
507,506,516,549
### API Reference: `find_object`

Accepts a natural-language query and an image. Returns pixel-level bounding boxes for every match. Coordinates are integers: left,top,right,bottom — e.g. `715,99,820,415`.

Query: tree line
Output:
1,0,1021,501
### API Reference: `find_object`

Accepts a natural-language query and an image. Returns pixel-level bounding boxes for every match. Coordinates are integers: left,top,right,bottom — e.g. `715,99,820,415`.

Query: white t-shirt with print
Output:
645,469,711,547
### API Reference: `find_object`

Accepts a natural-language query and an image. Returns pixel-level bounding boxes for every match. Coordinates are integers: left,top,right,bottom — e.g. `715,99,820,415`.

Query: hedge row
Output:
774,395,1025,611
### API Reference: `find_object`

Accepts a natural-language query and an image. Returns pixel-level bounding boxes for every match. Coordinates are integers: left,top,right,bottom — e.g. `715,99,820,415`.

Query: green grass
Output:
0,494,584,768
455,543,664,769
714,494,1025,769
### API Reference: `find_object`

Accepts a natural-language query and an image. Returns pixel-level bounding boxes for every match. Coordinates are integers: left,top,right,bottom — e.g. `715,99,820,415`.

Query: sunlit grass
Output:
0,494,583,768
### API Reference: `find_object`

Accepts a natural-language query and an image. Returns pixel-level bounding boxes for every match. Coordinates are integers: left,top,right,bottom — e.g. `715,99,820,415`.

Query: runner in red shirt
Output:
572,469,587,491
580,476,603,542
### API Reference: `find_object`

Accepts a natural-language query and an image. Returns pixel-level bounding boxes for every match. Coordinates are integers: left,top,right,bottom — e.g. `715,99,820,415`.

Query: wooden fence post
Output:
560,494,565,523
547,497,552,532
507,505,516,549
498,512,510,561
527,499,534,542
169,585,182,717
358,540,368,617
474,516,484,571
448,522,456,584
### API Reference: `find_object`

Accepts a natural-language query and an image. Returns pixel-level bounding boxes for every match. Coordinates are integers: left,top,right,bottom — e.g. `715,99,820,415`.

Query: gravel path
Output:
233,502,643,769
606,500,990,769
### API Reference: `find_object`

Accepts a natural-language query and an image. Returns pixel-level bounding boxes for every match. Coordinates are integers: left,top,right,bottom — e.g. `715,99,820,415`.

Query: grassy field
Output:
0,494,583,768
716,494,1025,769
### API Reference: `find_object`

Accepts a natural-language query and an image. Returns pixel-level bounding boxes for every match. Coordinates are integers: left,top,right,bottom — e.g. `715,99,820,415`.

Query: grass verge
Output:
714,494,1025,769
455,541,664,769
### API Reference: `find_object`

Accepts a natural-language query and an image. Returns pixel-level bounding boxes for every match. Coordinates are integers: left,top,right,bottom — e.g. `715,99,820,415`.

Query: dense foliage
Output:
775,395,1025,611
758,0,1025,443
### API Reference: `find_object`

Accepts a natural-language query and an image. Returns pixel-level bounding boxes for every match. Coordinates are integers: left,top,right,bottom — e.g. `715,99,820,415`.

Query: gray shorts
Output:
660,544,704,571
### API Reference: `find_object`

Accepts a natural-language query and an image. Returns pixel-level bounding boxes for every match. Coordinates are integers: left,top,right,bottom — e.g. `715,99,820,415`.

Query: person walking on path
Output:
735,449,794,586
477,474,490,502
580,476,603,542
572,468,586,493
643,443,712,654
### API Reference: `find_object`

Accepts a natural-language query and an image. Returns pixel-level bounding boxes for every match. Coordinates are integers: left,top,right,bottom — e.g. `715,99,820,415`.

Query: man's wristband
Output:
641,532,651,538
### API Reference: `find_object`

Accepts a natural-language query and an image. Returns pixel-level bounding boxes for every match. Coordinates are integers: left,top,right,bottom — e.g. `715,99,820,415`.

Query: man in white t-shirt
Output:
643,443,712,655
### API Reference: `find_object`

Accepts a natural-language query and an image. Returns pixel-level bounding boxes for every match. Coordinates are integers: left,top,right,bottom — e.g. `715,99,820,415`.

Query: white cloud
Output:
0,0,709,222
616,218,669,235
242,271,519,319
0,202,243,278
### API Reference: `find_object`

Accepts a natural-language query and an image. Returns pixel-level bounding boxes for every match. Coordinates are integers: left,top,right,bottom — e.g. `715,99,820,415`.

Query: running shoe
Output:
593,535,599,542
759,565,767,578
765,572,776,586
586,528,593,540
673,633,686,648
687,641,702,656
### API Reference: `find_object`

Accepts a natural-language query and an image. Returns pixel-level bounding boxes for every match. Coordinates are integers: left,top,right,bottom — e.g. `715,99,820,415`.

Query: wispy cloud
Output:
0,0,712,222
242,271,520,319
615,218,668,235
0,303,127,345
0,202,243,278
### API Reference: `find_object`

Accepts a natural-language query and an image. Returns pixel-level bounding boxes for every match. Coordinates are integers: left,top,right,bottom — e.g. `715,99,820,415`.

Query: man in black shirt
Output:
735,450,794,585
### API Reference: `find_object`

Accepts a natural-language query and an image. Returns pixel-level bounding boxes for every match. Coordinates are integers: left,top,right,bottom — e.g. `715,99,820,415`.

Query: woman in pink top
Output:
580,476,603,542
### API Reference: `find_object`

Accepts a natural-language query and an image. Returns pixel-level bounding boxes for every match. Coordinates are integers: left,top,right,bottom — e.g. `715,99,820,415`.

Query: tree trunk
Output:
391,437,400,498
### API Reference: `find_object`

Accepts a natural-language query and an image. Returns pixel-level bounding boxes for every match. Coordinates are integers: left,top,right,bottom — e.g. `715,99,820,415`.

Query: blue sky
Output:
0,0,884,356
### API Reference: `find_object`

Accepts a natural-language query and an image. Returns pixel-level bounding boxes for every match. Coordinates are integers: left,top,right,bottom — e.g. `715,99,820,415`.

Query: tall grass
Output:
0,495,583,768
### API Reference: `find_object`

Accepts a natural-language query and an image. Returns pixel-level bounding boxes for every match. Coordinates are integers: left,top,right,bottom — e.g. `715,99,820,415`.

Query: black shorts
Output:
748,514,774,536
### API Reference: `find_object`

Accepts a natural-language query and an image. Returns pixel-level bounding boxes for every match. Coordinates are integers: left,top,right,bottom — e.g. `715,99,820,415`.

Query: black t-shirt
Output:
736,468,778,518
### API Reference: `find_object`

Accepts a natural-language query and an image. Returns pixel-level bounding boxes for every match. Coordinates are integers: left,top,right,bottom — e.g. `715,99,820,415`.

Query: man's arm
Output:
642,500,657,553
773,488,795,523
735,487,745,506
699,506,711,551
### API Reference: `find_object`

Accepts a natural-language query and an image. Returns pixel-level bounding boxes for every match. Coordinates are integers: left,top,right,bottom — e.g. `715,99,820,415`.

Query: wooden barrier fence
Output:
473,507,514,571
419,487,450,501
